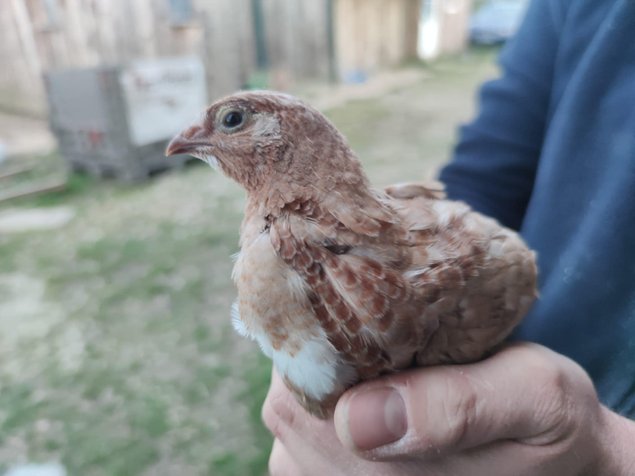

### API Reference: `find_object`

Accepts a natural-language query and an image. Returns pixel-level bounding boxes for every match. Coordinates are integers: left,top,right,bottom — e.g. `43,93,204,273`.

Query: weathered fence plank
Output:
0,0,423,116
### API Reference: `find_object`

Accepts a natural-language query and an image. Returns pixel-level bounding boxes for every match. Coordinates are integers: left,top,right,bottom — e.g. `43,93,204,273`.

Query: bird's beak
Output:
165,124,209,157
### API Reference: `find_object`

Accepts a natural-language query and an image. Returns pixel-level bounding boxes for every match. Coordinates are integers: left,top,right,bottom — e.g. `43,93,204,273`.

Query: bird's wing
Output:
269,198,433,377
272,183,536,375
322,188,396,237
383,182,538,365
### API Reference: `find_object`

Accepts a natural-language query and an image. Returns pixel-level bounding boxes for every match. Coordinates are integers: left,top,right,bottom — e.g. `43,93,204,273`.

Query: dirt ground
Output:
0,49,499,476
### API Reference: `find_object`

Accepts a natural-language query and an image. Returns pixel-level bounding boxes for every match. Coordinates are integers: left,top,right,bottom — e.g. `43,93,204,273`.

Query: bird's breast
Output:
232,232,310,349
231,230,354,401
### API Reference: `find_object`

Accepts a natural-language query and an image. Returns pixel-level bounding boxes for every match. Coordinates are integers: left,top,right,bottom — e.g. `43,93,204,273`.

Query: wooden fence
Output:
0,0,421,116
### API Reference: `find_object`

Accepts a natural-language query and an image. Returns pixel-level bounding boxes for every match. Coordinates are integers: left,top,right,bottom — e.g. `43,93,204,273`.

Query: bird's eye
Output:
221,109,245,130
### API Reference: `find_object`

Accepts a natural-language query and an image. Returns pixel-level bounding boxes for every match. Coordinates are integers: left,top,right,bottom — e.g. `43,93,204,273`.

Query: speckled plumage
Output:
166,91,538,418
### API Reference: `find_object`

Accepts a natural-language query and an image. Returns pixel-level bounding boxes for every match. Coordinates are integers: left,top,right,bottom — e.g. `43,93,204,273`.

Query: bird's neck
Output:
246,186,319,220
242,137,374,222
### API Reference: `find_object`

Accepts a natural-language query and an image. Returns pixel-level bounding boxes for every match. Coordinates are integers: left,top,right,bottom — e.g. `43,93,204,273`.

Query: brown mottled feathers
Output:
169,91,538,419
268,181,536,416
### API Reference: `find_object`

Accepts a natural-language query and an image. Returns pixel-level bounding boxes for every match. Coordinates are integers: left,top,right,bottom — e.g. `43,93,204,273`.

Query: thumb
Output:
334,343,591,459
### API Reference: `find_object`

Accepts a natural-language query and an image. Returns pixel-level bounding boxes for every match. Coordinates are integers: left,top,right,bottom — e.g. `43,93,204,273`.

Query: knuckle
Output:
262,388,297,440
537,376,571,432
438,372,479,449
268,440,296,476
502,344,600,445
508,344,569,397
410,370,479,455
520,347,587,435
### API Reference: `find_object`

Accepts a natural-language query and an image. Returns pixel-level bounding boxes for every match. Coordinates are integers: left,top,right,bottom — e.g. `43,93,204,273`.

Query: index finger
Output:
334,343,595,459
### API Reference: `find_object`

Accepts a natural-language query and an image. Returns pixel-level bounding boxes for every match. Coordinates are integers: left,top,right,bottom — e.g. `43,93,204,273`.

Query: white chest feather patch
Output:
230,234,356,400
232,301,352,399
271,334,356,400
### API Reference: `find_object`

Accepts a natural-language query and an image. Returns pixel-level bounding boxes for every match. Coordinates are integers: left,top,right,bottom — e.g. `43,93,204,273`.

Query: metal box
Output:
45,57,207,181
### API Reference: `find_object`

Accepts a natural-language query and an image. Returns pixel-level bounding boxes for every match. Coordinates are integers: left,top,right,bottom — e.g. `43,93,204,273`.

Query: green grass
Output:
0,48,497,475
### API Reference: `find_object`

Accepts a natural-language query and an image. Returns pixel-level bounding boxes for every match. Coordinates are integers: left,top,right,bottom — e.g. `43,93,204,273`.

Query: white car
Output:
469,0,529,45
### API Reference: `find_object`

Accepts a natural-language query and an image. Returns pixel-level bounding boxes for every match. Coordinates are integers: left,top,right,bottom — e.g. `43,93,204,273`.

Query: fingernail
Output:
342,387,407,450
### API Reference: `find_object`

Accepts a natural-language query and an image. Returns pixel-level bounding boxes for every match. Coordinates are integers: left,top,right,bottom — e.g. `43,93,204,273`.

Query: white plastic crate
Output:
45,57,207,181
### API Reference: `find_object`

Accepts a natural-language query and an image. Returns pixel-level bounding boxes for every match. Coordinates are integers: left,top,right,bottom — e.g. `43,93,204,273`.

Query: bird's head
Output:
166,91,367,203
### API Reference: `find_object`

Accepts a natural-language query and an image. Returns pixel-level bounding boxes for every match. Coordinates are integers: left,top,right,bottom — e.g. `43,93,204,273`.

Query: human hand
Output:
263,343,635,475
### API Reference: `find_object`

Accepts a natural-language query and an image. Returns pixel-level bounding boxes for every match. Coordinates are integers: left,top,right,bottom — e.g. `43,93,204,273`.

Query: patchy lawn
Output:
0,48,498,476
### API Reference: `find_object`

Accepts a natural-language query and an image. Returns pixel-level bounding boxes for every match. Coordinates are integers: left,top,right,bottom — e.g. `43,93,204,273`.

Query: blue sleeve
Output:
439,0,568,230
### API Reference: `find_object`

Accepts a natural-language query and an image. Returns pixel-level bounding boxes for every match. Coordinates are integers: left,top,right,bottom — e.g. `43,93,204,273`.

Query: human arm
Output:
264,1,635,473
263,343,635,476
439,0,568,230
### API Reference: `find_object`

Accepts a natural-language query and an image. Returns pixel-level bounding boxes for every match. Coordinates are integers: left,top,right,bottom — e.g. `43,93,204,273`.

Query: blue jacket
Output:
440,0,635,416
